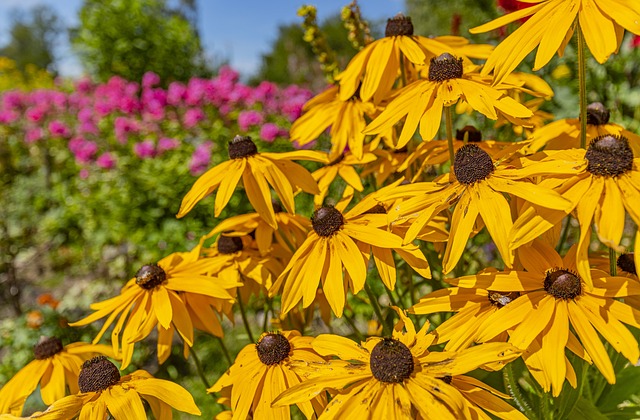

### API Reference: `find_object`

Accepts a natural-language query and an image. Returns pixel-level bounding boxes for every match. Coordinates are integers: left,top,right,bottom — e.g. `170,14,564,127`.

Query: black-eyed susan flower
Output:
177,135,326,228
399,126,529,182
311,150,377,206
26,356,200,419
204,203,310,256
269,201,404,317
273,309,523,419
471,0,640,84
337,14,494,105
0,339,114,416
445,240,640,396
208,331,327,420
364,53,533,149
510,135,640,288
70,243,239,369
523,102,640,154
201,234,284,300
290,85,376,160
389,143,571,273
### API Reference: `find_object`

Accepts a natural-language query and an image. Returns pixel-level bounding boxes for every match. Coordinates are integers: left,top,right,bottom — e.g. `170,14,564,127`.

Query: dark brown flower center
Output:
617,253,636,276
135,264,167,289
256,333,291,365
385,14,414,37
586,102,610,126
544,268,582,300
428,53,463,82
585,135,634,177
228,135,258,159
34,336,63,360
453,144,494,184
78,356,121,393
312,206,344,237
272,200,284,213
370,338,414,383
488,291,520,308
456,125,482,142
218,235,244,254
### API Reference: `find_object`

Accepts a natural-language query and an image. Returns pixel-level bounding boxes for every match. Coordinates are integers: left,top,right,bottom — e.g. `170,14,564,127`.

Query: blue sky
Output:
0,0,405,78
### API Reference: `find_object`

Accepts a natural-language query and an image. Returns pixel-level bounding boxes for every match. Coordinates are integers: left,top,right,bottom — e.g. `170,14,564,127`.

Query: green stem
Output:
609,248,617,276
503,364,539,420
262,298,273,332
236,287,255,343
364,282,390,336
384,284,400,308
577,23,588,149
556,215,572,253
215,336,232,366
342,310,365,341
445,106,455,165
189,344,212,389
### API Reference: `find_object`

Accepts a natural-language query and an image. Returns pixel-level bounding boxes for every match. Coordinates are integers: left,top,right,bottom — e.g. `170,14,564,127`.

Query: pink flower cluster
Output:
1,67,313,177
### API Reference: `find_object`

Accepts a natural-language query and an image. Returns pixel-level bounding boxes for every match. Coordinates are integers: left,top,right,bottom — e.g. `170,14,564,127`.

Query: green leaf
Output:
596,365,640,413
573,397,608,420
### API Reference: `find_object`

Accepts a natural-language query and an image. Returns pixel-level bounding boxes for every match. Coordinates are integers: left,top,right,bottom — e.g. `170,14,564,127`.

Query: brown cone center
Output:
617,253,636,276
456,125,482,142
34,336,63,360
312,206,344,237
385,14,414,37
256,333,291,365
228,135,258,159
370,338,414,383
135,264,167,289
428,53,463,82
544,268,582,300
453,144,494,184
585,102,610,126
78,356,121,393
218,235,244,254
585,135,634,177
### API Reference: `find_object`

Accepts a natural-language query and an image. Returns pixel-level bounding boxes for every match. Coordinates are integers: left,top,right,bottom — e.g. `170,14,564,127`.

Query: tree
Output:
0,5,62,75
253,14,366,89
405,0,499,39
71,0,210,83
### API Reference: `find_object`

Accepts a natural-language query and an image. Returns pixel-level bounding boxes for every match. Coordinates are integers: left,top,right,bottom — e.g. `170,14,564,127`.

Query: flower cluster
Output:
2,1,640,419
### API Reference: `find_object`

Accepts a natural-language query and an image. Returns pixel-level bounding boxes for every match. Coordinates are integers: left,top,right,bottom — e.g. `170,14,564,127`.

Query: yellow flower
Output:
399,125,529,182
273,309,523,419
364,53,533,149
337,14,494,105
201,234,284,300
510,135,640,288
0,340,114,416
26,356,200,419
269,201,404,317
522,102,640,154
388,144,571,273
471,0,640,83
177,135,326,228
444,240,640,396
70,243,239,369
311,150,377,206
204,204,310,256
290,85,376,160
208,331,327,420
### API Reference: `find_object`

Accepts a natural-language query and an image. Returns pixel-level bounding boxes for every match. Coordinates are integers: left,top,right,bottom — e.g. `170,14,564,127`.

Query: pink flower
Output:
238,110,263,131
167,82,186,106
157,137,180,152
183,108,205,129
632,35,640,48
79,168,90,179
48,120,71,138
0,110,18,124
96,152,116,169
133,140,156,159
259,123,282,142
69,137,98,163
114,117,139,143
189,141,213,175
142,71,161,88
25,128,43,143
25,107,46,123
